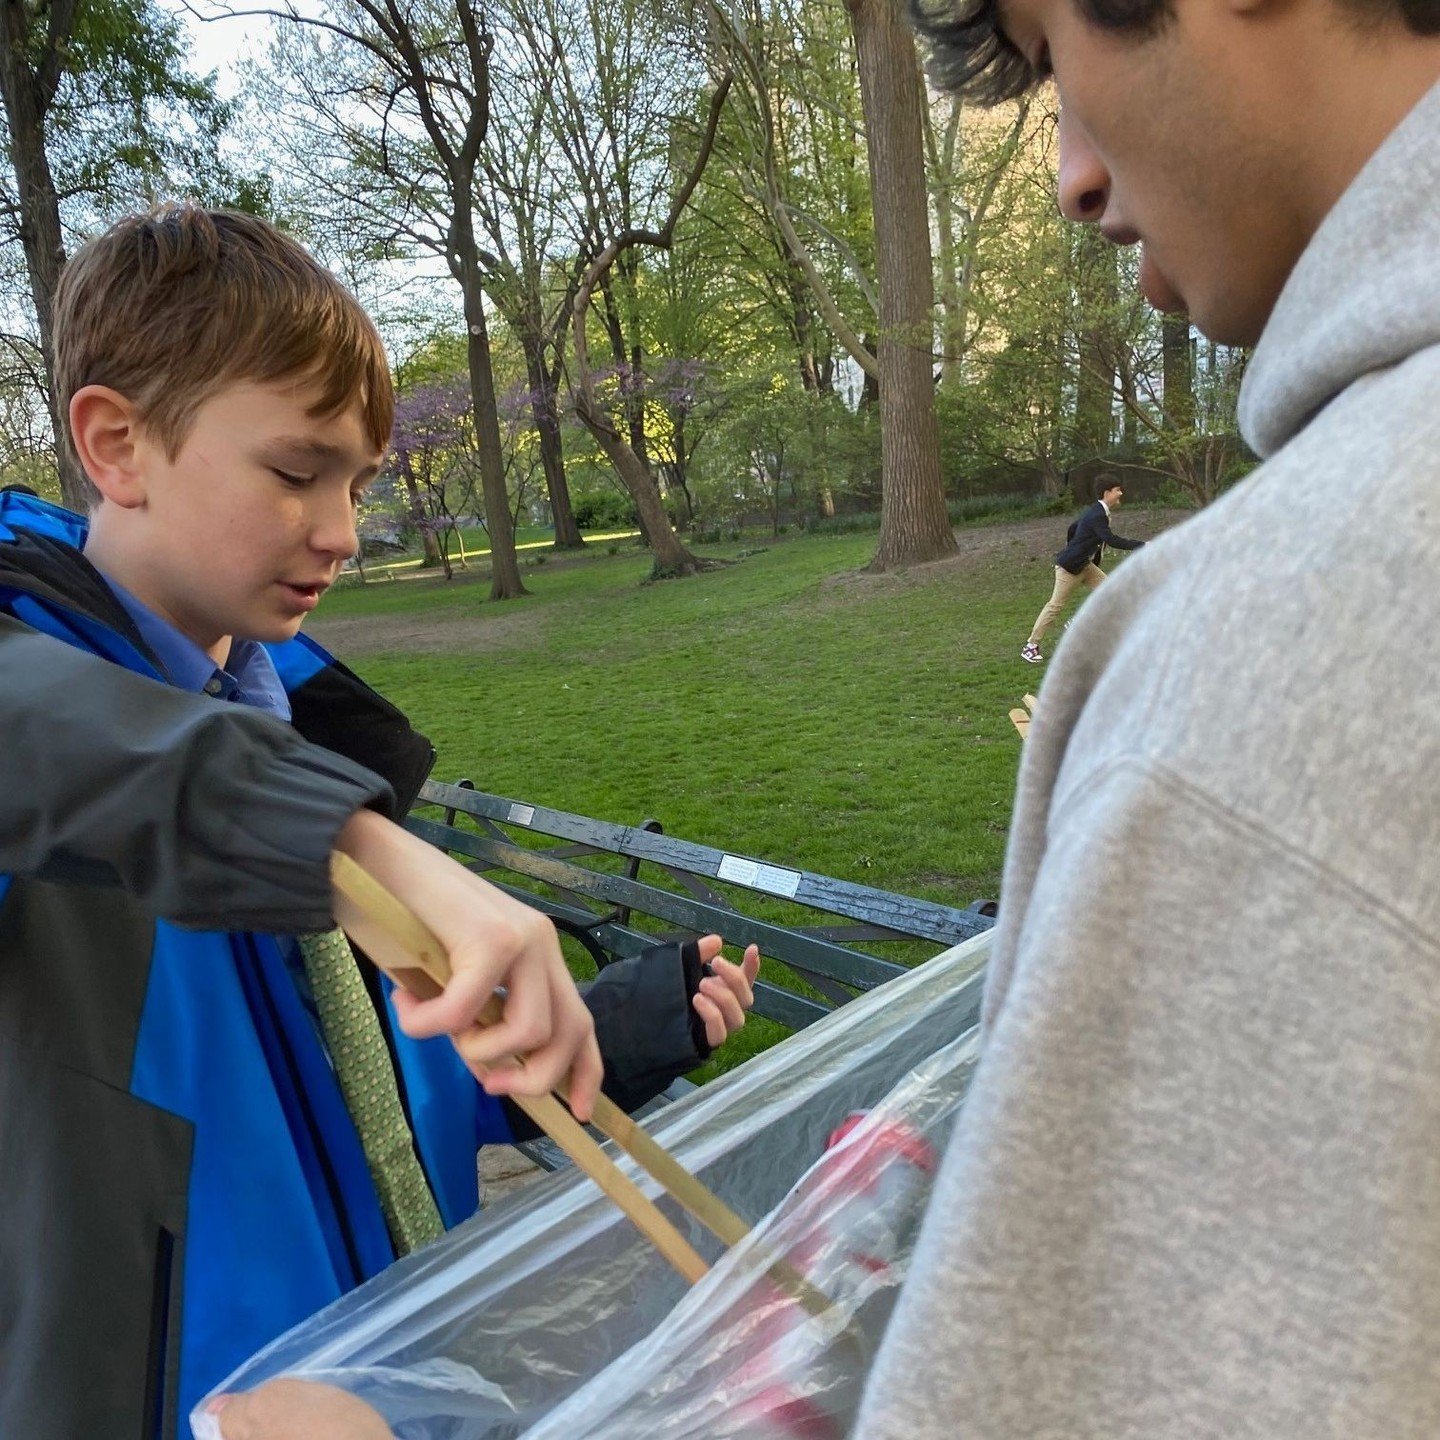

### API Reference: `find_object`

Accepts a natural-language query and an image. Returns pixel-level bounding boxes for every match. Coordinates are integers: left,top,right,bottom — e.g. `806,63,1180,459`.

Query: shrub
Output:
946,493,1062,524
572,490,638,531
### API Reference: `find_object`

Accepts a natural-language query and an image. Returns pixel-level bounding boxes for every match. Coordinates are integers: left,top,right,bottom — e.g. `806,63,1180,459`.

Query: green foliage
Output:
0,454,61,501
683,373,880,529
47,0,264,216
0,0,266,493
802,491,1063,538
571,488,639,531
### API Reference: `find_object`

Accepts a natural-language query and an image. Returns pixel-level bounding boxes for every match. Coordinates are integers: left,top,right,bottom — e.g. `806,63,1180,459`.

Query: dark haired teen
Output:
858,0,1440,1432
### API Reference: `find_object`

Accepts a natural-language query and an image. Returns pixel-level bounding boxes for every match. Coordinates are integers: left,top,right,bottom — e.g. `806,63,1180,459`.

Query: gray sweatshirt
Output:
857,80,1440,1440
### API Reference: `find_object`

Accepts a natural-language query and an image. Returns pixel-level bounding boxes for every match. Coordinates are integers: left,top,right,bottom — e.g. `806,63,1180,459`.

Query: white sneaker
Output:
1021,643,1043,664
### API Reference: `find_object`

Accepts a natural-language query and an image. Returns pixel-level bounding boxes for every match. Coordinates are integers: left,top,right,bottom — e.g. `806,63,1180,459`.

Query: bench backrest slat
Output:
409,779,995,1034
420,779,990,947
407,813,904,994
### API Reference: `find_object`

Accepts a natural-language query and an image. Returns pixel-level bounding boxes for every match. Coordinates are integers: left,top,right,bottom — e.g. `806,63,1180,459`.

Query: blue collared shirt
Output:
97,572,292,722
94,571,334,1031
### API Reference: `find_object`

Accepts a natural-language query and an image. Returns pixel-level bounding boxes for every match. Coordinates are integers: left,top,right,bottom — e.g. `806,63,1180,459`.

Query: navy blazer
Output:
1054,501,1144,574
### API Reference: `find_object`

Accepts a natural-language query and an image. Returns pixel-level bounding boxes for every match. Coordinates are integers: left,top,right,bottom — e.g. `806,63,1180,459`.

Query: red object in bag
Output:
728,1113,938,1438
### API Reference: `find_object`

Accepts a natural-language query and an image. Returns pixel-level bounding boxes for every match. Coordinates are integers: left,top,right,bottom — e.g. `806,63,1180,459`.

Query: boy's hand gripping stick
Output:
329,851,757,1285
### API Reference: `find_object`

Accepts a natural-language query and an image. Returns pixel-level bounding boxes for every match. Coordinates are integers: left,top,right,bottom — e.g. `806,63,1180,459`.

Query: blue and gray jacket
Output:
0,489,711,1438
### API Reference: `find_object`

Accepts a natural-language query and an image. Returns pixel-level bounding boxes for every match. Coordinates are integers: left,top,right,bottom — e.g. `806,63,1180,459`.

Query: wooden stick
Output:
329,852,749,1236
510,1092,709,1284
329,854,842,1316
587,1097,749,1248
330,852,709,1284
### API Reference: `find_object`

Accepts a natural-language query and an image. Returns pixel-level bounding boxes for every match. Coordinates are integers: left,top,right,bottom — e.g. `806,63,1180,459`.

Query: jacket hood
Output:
0,489,159,667
0,487,436,813
1239,79,1440,460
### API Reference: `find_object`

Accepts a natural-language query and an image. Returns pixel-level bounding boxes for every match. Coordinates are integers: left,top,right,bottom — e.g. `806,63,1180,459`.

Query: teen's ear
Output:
69,385,147,508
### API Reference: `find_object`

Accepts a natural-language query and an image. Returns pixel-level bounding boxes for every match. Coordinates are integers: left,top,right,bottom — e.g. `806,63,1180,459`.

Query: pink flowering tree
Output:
389,381,481,580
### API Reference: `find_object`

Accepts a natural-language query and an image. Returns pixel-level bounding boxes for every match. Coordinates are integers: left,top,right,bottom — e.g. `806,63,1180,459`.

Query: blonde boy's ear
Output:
69,385,147,509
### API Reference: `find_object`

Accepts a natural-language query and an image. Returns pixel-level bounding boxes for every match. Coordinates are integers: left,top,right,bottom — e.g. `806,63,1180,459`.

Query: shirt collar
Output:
1099,499,1111,516
95,571,292,722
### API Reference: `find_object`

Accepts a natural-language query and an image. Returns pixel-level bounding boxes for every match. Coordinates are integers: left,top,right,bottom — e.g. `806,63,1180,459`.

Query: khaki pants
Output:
1027,563,1104,647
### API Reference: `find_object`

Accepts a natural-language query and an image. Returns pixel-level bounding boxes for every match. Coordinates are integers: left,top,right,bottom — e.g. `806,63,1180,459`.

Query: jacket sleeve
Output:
0,613,393,932
502,939,710,1139
1094,513,1145,551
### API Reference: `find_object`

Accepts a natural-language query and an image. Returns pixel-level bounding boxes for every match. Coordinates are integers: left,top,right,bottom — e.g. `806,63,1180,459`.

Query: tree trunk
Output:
787,264,822,392
1042,325,1067,486
1118,351,1139,449
1073,225,1117,455
580,403,698,573
1162,312,1195,433
930,98,965,388
458,248,528,599
859,334,881,409
671,409,695,528
0,3,86,509
845,0,956,571
627,339,649,467
567,76,734,580
598,274,652,467
522,336,583,548
601,283,651,471
398,452,444,566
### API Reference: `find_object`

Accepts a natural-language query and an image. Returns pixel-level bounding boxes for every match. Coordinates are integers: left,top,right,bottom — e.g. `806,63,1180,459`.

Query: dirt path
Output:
306,601,545,658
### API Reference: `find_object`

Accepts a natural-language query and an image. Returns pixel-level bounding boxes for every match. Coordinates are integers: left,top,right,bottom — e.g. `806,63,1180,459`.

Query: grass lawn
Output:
310,512,1179,1072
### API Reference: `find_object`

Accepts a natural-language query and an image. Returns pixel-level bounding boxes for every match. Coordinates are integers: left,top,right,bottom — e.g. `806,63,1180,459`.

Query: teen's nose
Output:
1056,106,1110,224
310,492,360,562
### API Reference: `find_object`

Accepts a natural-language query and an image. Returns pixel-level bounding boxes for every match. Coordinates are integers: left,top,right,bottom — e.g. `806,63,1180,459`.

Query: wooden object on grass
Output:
1009,692,1038,739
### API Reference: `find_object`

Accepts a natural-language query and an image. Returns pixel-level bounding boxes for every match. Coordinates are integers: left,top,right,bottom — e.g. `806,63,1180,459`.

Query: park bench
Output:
406,778,997,1166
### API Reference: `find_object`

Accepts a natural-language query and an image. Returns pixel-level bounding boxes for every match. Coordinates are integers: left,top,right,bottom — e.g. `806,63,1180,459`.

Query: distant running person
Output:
1021,477,1144,663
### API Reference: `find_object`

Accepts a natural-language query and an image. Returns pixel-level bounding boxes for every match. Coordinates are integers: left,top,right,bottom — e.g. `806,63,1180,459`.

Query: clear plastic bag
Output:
193,930,991,1439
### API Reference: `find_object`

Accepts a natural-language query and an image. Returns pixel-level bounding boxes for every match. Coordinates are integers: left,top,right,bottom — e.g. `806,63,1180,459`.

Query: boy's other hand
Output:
692,935,761,1048
332,809,603,1120
208,1380,393,1439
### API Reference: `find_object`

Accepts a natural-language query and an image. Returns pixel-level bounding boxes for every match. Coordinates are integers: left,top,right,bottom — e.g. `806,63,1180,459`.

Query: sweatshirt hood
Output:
1239,79,1440,460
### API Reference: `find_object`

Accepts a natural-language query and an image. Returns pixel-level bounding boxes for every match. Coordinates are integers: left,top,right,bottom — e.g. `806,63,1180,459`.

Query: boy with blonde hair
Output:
0,205,756,1436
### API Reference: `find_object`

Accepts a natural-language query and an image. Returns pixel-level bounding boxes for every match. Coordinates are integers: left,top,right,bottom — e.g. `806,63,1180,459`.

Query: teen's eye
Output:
272,468,313,488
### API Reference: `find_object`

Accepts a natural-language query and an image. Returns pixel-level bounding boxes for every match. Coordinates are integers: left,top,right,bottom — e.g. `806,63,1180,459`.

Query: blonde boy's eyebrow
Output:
262,436,382,482
263,437,347,465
